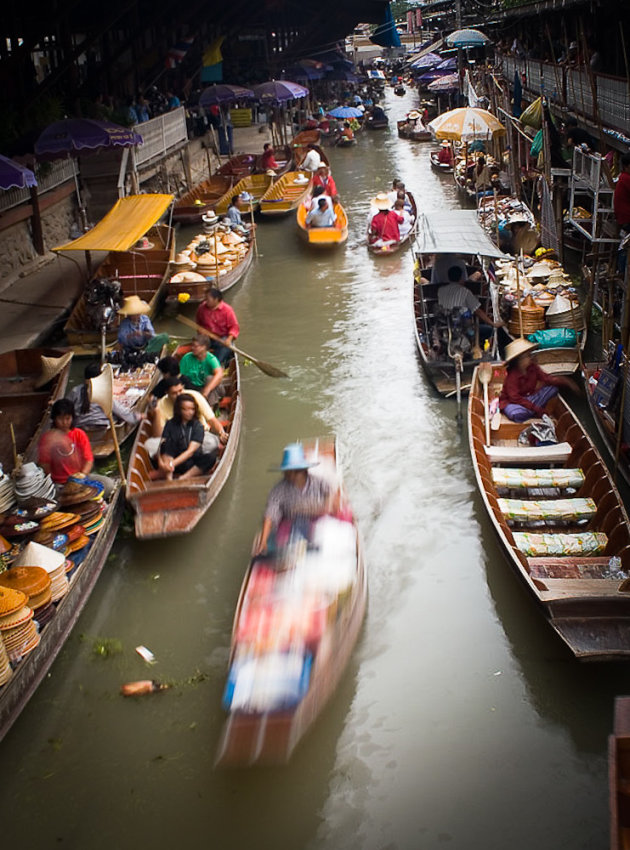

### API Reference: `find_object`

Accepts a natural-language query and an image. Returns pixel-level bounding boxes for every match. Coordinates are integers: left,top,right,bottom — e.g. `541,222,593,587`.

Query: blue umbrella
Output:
252,80,309,104
446,29,491,48
327,106,362,119
0,155,37,190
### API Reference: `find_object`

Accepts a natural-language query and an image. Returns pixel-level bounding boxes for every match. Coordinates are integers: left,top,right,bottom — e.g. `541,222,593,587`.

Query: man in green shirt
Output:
179,335,224,403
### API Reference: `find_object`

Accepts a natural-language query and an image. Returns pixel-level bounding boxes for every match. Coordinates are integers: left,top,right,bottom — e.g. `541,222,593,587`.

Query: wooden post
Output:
552,178,565,264
29,186,45,255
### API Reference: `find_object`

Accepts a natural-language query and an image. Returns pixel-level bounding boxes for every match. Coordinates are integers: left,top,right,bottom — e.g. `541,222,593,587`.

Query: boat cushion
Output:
513,531,608,557
498,497,596,522
492,468,584,489
485,442,572,465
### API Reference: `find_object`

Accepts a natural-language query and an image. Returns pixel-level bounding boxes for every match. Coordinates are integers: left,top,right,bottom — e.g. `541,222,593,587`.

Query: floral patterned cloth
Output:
492,468,584,490
513,531,608,557
499,497,596,522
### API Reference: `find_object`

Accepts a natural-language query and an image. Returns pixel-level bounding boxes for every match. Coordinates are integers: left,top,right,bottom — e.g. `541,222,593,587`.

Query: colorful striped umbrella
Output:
428,107,505,141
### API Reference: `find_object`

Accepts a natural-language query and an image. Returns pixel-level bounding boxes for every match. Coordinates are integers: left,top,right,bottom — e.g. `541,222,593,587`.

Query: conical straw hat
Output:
34,351,73,388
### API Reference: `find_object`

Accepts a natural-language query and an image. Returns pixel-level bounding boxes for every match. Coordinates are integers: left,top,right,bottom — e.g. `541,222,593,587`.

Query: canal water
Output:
0,90,626,850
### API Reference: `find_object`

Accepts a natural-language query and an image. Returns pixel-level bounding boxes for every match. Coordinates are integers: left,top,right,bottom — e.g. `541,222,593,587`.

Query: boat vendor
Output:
499,213,539,256
195,286,240,365
340,122,355,141
437,141,453,166
67,362,144,430
306,197,336,228
301,144,322,172
369,194,403,248
38,398,115,496
152,394,219,482
437,266,505,336
226,194,255,234
261,143,279,175
117,296,169,353
312,165,338,203
179,334,224,404
151,376,227,447
254,442,332,556
499,339,579,422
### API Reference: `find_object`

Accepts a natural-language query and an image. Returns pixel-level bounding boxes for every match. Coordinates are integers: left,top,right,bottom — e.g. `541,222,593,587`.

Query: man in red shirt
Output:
437,141,453,166
195,286,240,365
369,195,403,247
261,143,279,174
614,153,630,231
312,164,338,202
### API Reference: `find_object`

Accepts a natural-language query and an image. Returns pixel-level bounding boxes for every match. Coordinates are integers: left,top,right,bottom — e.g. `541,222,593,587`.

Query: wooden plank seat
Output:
485,442,572,465
528,557,615,579
498,497,597,523
492,468,584,489
513,530,608,557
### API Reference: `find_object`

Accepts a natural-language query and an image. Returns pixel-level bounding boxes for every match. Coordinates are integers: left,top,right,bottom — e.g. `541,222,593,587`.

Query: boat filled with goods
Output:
168,224,254,301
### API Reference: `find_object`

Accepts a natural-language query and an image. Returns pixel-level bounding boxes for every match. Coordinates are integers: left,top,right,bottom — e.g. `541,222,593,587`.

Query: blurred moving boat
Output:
216,436,367,766
469,363,630,660
397,119,431,141
430,150,453,173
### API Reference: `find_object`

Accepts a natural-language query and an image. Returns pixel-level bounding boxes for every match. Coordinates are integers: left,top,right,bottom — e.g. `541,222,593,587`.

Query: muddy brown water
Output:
0,89,624,850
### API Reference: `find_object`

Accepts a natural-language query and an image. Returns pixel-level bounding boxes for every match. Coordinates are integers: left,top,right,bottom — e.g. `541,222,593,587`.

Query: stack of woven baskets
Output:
508,294,546,336
546,294,585,331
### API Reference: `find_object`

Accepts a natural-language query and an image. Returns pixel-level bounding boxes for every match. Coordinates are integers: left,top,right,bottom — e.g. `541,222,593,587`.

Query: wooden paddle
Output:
478,362,493,446
472,317,482,361
176,314,289,378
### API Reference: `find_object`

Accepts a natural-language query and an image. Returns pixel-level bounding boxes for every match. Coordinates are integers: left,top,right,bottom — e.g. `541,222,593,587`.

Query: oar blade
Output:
252,360,290,379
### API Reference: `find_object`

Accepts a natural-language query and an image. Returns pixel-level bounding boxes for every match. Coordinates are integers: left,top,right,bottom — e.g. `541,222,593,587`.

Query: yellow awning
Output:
54,194,173,252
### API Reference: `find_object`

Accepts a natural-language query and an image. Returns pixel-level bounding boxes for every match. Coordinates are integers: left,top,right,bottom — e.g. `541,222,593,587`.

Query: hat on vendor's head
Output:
118,295,150,316
441,140,450,147
35,351,74,389
373,192,392,211
202,211,219,226
504,338,538,364
271,443,319,472
408,110,420,120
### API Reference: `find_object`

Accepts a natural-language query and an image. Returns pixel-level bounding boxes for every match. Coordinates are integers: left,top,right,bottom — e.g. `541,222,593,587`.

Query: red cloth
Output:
438,147,453,165
261,149,279,170
38,427,93,484
312,173,337,197
196,300,240,339
369,210,403,243
499,362,562,412
614,171,630,227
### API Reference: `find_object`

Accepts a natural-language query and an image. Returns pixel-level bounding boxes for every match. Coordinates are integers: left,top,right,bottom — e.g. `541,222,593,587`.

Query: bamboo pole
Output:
515,251,524,338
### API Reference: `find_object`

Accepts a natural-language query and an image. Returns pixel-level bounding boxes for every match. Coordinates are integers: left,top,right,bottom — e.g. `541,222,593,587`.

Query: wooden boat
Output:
291,130,321,166
430,150,454,173
610,696,630,849
335,135,357,147
259,171,313,216
214,174,273,216
64,223,175,354
296,199,348,248
394,85,406,96
125,356,241,538
172,175,234,225
366,115,388,130
584,359,630,488
215,436,367,766
0,347,72,472
85,355,165,459
0,483,124,742
292,140,329,169
215,146,293,179
469,363,630,660
167,237,255,302
367,191,417,256
397,120,432,142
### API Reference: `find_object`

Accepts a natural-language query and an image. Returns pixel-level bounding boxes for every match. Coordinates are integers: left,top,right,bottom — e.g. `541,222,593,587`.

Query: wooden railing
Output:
0,158,77,212
132,107,188,168
499,56,630,134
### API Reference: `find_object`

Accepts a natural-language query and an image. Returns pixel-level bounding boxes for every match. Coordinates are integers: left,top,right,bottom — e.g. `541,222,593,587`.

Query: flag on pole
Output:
201,37,225,83
166,37,194,69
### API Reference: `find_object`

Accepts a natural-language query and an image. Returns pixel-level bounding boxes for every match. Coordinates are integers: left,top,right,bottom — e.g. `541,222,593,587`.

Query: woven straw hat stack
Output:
545,294,585,331
16,543,69,605
0,631,11,685
13,463,55,505
0,467,16,514
0,585,38,664
0,566,53,627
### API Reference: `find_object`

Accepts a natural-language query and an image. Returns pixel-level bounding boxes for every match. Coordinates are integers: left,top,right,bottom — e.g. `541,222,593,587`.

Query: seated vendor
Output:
437,266,505,339
38,398,115,496
306,197,336,228
437,141,453,166
254,442,332,556
179,334,224,403
117,296,168,353
67,362,143,430
340,122,355,141
499,339,578,422
152,394,219,481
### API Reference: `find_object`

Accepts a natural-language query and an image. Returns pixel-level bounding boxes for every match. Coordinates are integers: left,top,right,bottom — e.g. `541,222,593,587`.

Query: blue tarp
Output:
370,4,402,48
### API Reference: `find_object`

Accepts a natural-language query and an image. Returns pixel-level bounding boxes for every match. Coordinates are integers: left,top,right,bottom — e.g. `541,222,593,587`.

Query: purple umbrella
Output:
410,52,442,69
199,84,255,108
417,69,454,84
0,155,37,190
436,57,457,71
428,73,460,92
35,119,143,159
252,80,309,104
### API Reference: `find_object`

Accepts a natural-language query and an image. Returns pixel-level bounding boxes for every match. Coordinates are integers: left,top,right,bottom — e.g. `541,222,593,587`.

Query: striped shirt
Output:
437,283,480,314
264,474,331,526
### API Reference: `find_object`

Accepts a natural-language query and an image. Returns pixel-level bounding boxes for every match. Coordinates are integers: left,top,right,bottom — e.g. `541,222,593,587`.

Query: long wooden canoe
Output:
125,357,241,538
610,696,630,850
260,171,313,216
296,199,348,248
167,238,255,303
64,223,175,354
0,347,72,472
397,120,431,141
216,436,367,766
367,191,418,256
469,363,630,660
430,150,454,174
172,175,234,225
214,174,273,216
0,483,124,742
